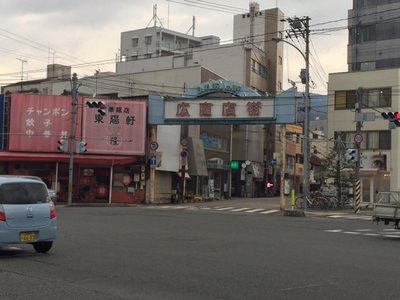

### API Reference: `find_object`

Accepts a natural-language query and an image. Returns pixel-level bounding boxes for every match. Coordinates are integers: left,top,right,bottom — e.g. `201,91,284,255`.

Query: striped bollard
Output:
354,179,361,213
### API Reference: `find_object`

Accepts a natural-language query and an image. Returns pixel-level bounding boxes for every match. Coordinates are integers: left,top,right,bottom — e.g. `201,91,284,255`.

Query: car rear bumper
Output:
0,219,57,246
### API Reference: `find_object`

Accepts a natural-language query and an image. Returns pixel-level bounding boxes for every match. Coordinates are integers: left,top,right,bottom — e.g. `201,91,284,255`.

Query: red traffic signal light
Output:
381,112,400,127
381,111,400,120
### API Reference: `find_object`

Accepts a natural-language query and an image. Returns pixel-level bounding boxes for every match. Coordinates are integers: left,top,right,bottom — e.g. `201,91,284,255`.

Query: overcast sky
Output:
0,0,351,94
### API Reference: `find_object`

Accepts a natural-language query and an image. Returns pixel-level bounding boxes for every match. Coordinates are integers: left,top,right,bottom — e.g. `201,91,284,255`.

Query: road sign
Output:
354,133,363,144
180,138,188,147
149,155,157,168
180,150,188,158
149,141,159,151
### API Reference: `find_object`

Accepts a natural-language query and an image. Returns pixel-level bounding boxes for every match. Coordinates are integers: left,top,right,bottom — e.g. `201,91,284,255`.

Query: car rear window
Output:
0,182,49,204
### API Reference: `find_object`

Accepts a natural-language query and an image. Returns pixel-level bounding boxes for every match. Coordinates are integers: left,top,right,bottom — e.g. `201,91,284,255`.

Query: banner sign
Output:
82,98,146,155
9,94,82,152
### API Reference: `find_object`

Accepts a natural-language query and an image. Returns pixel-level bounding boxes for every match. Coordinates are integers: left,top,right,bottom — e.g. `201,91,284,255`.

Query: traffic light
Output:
381,111,400,127
345,148,358,162
230,160,239,170
76,141,87,154
86,101,108,116
57,139,68,153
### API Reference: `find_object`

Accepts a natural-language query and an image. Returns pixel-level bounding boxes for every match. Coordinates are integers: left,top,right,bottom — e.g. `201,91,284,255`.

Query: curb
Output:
283,209,306,217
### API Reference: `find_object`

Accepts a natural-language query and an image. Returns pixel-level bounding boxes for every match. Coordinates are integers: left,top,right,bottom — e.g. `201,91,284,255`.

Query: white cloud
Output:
0,0,351,93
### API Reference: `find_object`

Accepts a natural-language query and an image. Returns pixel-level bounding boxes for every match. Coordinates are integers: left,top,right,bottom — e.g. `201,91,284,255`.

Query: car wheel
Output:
33,241,53,253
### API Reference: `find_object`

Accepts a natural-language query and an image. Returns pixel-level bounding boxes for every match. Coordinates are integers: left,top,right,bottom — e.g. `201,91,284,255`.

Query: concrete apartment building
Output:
328,0,400,204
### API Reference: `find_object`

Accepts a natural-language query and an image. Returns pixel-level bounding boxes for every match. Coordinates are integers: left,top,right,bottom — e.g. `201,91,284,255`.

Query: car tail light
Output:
0,205,5,222
50,201,56,219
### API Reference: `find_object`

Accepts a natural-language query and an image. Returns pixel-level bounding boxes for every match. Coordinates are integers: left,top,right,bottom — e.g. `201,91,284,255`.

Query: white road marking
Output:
363,233,379,236
355,229,372,232
325,229,343,233
260,209,280,214
380,230,400,235
229,207,251,212
327,214,372,221
215,207,235,211
170,206,189,209
345,215,372,220
382,235,400,238
327,215,347,218
244,208,266,213
344,231,361,235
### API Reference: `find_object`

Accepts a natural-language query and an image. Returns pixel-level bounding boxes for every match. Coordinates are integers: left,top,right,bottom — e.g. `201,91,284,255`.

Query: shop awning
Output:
0,151,140,166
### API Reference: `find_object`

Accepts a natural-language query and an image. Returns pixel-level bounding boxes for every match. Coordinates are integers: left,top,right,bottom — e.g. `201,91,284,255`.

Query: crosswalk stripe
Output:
229,207,251,212
244,208,266,213
260,209,280,214
382,235,400,238
327,214,372,220
215,207,235,211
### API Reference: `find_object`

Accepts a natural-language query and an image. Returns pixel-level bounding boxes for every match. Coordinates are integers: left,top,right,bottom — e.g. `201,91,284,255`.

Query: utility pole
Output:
355,88,363,180
284,16,311,208
354,87,363,213
280,124,286,210
303,17,311,207
16,58,27,91
67,73,78,205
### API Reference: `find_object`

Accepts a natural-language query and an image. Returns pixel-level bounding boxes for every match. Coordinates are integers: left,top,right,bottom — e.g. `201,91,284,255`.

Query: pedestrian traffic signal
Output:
86,100,108,116
381,111,400,127
57,139,68,153
345,148,358,162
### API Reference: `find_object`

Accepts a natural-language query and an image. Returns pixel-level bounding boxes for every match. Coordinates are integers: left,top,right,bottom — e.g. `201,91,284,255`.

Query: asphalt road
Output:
0,205,399,300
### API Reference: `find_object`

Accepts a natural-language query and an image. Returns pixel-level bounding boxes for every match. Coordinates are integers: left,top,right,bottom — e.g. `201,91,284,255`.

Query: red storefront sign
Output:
9,94,82,152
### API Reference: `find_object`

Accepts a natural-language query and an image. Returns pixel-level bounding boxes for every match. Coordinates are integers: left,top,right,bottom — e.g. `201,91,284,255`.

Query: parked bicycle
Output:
295,191,337,209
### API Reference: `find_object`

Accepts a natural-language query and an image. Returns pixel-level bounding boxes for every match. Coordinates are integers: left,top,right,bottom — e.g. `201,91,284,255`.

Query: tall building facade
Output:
116,3,286,199
328,0,400,204
348,0,400,71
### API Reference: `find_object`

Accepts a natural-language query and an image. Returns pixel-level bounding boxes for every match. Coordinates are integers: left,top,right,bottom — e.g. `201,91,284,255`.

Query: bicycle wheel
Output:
295,196,304,209
327,196,338,209
318,196,331,209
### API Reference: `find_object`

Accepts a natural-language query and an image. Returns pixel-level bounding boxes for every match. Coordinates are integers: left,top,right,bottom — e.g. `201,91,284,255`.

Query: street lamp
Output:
272,33,311,210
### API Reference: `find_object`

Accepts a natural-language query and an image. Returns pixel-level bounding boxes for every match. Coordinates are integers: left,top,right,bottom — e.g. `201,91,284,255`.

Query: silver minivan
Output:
0,176,57,253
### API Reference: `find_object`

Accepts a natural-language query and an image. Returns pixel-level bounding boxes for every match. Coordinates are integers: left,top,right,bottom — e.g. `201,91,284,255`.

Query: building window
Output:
251,59,267,78
334,90,357,110
338,130,391,150
131,38,139,47
365,88,391,107
278,56,282,65
335,88,391,110
361,25,376,42
360,62,376,71
145,35,152,45
287,157,294,169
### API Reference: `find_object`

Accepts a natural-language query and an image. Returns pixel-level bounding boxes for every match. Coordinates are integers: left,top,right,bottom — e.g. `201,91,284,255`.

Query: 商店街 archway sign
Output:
148,80,297,125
